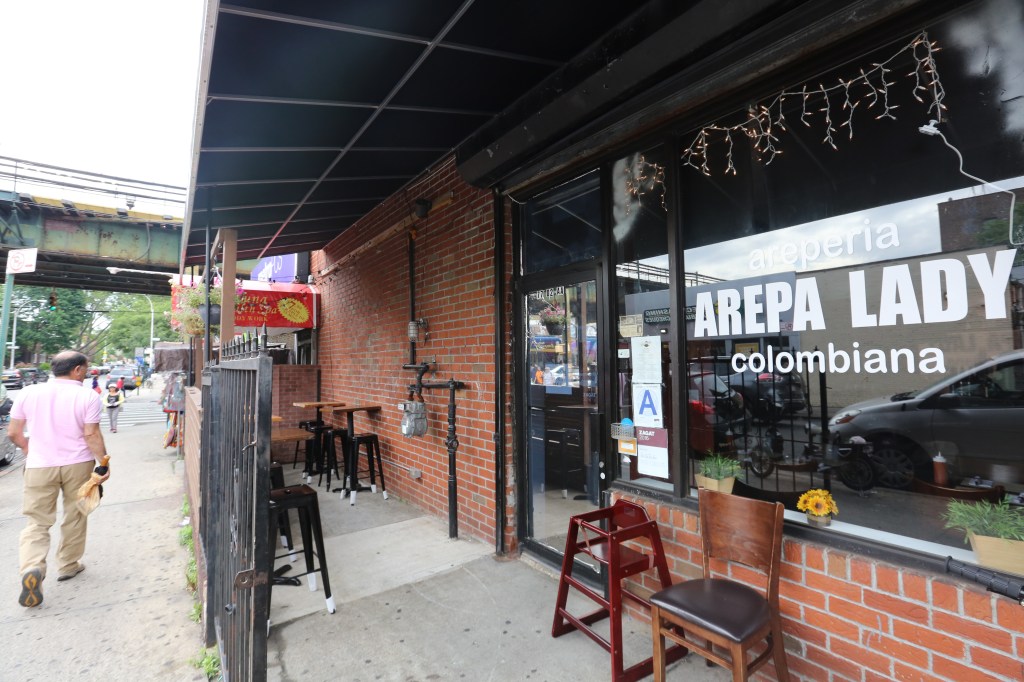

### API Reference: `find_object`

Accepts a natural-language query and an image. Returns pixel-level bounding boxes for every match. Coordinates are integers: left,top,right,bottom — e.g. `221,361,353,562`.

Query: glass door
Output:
523,279,601,555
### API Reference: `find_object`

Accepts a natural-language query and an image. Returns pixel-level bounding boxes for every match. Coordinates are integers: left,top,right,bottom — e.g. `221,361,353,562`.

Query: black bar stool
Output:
328,428,349,494
346,433,386,505
297,420,324,475
268,484,336,616
316,427,345,491
269,464,292,555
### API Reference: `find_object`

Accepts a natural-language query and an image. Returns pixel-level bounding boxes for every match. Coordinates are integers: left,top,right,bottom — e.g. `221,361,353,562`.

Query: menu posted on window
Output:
636,426,669,478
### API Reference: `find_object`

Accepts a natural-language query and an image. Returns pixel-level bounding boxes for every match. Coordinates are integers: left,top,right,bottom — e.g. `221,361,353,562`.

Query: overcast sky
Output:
1,1,204,189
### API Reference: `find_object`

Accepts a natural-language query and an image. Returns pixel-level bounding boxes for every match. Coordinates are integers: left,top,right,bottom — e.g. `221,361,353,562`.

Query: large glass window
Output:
681,2,1024,551
611,148,675,492
521,171,602,274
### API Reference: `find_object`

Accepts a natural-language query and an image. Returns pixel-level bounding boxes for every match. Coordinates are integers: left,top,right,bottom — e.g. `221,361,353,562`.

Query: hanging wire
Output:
920,122,1018,246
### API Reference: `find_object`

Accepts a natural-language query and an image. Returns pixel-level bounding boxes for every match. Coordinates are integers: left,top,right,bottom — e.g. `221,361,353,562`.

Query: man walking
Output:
8,350,110,607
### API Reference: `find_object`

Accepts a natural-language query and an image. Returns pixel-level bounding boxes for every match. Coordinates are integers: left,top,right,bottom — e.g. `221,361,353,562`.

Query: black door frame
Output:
515,263,608,569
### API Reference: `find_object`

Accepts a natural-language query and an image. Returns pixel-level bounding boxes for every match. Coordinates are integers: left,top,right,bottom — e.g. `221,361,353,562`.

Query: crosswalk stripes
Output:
104,397,173,429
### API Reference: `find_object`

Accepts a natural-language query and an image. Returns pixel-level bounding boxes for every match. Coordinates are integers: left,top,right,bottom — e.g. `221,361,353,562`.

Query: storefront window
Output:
611,148,675,492
681,5,1024,550
521,171,602,274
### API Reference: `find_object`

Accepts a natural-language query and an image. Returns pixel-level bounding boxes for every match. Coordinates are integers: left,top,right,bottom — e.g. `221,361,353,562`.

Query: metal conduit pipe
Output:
492,188,506,555
405,368,467,539
408,230,417,365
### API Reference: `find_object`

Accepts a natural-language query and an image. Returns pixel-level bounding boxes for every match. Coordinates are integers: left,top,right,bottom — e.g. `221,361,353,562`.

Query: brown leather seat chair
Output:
649,489,790,681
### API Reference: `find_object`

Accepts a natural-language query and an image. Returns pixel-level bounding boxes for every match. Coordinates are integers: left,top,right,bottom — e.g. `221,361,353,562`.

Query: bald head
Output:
51,351,89,378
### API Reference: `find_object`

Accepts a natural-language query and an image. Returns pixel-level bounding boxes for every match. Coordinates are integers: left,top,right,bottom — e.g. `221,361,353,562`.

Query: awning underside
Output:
187,0,644,265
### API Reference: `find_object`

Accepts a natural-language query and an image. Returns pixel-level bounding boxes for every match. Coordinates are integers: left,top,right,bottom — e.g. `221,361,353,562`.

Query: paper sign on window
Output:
637,427,669,478
631,383,663,428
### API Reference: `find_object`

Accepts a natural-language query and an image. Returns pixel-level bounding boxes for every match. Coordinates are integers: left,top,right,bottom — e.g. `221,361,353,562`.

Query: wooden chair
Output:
649,489,790,681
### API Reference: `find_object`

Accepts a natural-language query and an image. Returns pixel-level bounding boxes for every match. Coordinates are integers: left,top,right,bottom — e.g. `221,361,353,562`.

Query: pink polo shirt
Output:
11,378,102,468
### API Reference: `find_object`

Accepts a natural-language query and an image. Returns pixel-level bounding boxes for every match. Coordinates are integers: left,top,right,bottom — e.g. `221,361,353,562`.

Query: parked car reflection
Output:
691,356,807,421
829,350,1024,490
687,369,747,454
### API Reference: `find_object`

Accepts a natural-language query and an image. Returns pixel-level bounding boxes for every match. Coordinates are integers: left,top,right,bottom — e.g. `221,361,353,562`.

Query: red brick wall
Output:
612,492,1024,681
313,156,504,545
308,152,1023,675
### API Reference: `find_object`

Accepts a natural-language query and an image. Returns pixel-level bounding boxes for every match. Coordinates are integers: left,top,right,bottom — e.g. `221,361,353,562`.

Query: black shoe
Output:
19,568,43,607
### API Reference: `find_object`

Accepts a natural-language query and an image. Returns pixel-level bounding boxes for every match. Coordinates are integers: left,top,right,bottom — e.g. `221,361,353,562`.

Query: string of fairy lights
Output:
623,154,666,214
683,31,945,175
624,31,947,208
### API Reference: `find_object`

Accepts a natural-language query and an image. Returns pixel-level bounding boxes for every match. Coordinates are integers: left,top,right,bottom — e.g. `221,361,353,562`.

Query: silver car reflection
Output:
829,350,1024,489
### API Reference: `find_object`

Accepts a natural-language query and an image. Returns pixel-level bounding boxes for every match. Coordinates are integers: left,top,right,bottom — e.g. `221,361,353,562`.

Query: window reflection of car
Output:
691,356,807,420
687,370,748,454
545,365,576,386
829,350,1024,490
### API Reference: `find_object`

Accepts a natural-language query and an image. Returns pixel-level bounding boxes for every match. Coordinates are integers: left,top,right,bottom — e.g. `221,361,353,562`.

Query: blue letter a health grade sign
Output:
631,383,663,428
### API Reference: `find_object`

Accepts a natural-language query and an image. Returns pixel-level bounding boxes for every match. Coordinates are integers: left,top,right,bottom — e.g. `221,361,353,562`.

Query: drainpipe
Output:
409,230,417,365
405,363,467,539
492,189,506,554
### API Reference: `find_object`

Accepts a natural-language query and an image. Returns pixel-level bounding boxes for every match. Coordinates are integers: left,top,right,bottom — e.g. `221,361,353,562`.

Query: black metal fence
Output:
200,335,274,682
688,357,834,503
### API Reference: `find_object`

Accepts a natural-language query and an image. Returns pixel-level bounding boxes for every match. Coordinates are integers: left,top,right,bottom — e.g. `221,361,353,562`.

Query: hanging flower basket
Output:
182,317,206,337
198,303,221,326
539,303,567,336
171,281,232,341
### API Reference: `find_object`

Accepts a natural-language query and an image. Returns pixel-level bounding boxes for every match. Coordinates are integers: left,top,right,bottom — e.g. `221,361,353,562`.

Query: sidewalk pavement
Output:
0,387,727,681
0,388,204,681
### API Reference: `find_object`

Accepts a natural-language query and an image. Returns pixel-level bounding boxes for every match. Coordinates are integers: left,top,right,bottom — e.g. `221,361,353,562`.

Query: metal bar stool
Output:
346,433,386,505
315,427,344,491
328,428,350,493
269,464,293,557
268,484,336,616
297,419,324,476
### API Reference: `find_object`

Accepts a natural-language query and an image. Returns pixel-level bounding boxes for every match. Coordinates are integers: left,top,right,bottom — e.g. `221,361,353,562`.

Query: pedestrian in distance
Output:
91,375,100,393
105,384,125,433
8,351,111,608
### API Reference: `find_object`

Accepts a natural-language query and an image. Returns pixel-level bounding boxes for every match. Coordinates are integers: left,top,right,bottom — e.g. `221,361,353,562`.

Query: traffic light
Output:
48,291,57,311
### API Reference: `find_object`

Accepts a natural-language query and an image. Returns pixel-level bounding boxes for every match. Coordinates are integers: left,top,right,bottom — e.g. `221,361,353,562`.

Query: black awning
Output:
185,0,649,266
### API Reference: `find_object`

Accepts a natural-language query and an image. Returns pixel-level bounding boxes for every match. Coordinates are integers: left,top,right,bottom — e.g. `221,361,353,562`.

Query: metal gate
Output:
200,336,273,682
688,359,835,500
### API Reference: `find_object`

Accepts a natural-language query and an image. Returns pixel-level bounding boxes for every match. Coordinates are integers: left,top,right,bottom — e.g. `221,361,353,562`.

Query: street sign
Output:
6,248,38,274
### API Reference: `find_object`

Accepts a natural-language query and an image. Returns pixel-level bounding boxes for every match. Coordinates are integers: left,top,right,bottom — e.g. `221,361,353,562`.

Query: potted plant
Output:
694,451,742,494
798,488,839,527
943,499,1024,574
539,303,567,335
171,282,226,338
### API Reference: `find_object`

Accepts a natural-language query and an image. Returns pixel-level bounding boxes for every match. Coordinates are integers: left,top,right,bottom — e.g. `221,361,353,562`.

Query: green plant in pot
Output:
694,451,742,494
171,283,225,339
943,499,1024,575
539,303,567,335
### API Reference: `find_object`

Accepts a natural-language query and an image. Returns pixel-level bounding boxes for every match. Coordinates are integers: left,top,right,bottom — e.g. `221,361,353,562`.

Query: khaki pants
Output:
20,461,95,578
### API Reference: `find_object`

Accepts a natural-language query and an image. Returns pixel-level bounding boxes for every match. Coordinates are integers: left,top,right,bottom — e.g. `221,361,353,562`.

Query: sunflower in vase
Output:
797,488,838,527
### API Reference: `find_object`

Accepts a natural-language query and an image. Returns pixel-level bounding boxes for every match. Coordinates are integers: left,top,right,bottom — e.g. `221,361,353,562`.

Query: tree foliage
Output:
7,286,173,364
